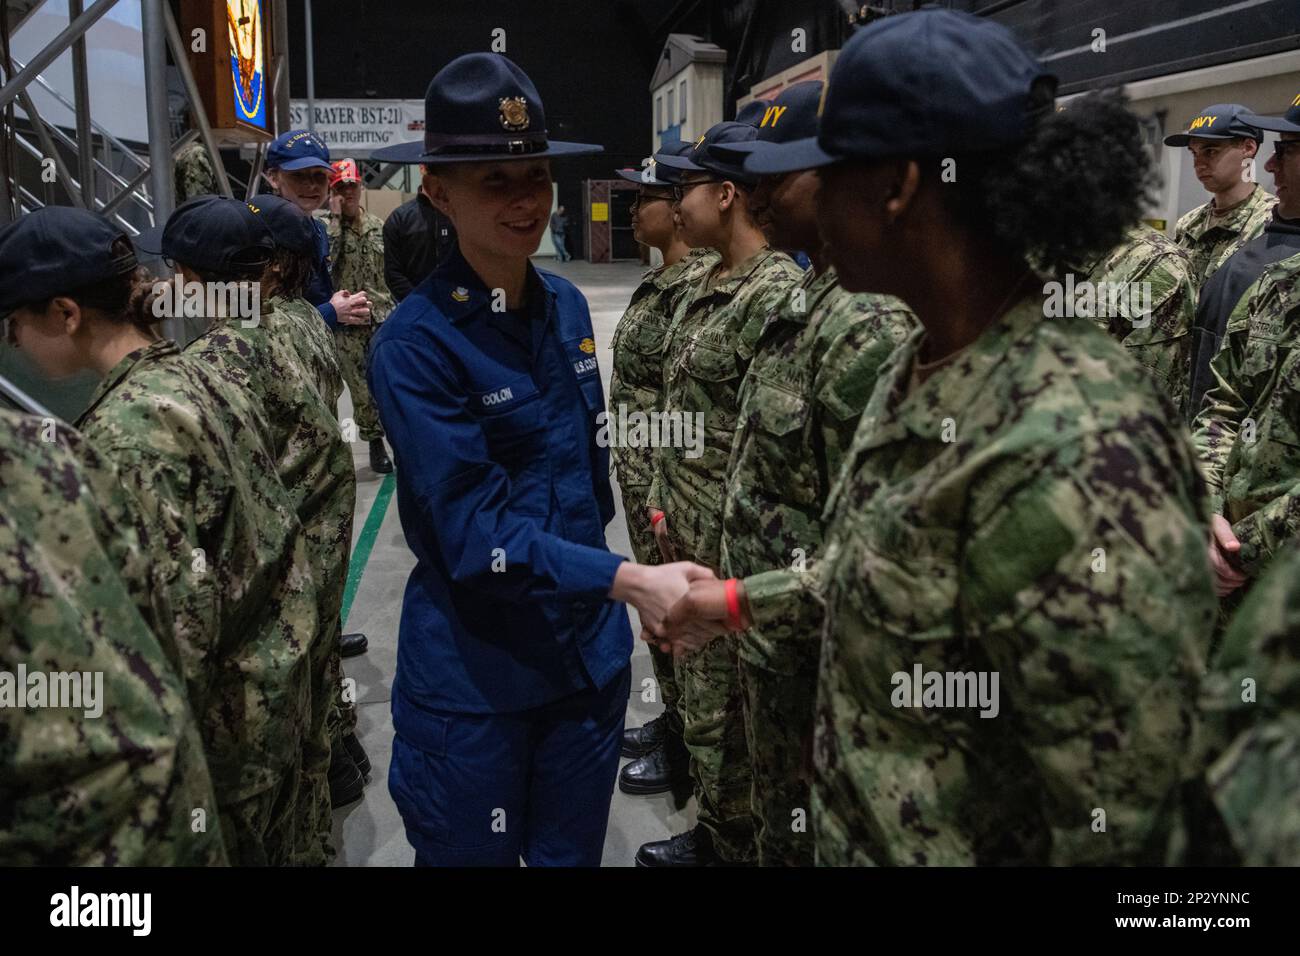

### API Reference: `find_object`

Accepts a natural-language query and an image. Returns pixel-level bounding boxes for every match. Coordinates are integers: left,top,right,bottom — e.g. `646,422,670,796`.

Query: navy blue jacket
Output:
1187,213,1300,420
304,217,338,328
368,247,631,728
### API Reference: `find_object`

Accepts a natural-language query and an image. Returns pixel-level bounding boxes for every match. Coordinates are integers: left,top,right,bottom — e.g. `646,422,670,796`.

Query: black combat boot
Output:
329,739,365,808
635,825,724,867
343,731,371,778
369,437,393,473
619,726,691,795
621,713,667,758
340,631,368,658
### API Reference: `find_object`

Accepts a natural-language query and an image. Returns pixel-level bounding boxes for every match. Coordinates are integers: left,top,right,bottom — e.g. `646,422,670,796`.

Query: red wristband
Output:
724,578,743,631
650,511,666,528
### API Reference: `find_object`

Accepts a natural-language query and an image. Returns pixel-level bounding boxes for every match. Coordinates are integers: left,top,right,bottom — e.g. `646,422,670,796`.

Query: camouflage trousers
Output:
738,653,818,866
621,482,680,724
676,639,756,863
334,324,383,441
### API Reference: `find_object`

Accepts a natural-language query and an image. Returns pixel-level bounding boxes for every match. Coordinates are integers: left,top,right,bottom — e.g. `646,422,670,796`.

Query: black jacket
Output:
1187,212,1300,421
382,192,457,301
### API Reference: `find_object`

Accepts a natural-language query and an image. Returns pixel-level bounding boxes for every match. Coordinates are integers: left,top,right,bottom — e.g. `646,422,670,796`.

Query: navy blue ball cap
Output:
615,156,675,187
137,196,274,278
711,82,824,175
735,99,767,127
656,121,759,185
648,140,696,185
0,206,137,313
1163,103,1264,145
267,129,333,171
1241,93,1300,135
247,193,317,257
770,9,1055,174
371,53,603,165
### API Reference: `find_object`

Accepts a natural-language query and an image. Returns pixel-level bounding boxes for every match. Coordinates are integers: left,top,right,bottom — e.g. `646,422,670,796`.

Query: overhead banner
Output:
287,99,425,158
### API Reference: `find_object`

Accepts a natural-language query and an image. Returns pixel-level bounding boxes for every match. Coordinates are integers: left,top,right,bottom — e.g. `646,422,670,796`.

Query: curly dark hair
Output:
262,248,313,298
939,88,1158,276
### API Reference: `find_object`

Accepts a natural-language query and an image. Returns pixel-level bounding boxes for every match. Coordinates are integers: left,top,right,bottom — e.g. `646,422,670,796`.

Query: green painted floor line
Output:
341,471,397,628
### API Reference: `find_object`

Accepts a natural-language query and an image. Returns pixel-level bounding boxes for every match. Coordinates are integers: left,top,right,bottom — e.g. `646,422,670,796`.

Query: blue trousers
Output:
390,667,630,866
552,230,570,261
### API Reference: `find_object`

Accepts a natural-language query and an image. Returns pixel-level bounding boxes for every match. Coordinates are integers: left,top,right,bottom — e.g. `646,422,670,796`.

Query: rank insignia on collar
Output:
499,97,530,131
451,286,470,302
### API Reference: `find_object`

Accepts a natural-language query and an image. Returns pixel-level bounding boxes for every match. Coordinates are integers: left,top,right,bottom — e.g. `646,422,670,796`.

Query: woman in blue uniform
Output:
368,53,708,866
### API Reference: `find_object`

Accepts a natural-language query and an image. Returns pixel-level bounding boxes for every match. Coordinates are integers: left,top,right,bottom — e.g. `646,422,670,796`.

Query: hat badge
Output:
499,96,530,132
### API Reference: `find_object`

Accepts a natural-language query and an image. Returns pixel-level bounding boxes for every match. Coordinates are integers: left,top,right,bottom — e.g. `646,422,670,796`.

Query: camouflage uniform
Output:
186,303,357,865
649,246,801,862
812,296,1215,865
0,408,227,866
1199,543,1300,865
1079,225,1198,417
721,266,914,865
1192,251,1300,581
326,210,395,441
1175,185,1277,288
609,247,717,717
174,140,220,204
74,341,318,866
268,293,345,412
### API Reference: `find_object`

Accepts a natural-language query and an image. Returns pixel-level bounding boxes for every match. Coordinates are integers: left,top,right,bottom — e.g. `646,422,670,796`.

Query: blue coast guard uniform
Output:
368,52,630,867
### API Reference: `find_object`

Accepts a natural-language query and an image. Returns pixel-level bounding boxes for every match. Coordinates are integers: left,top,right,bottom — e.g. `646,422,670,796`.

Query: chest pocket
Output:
1261,348,1300,452
684,337,741,383
741,378,817,506
470,378,549,516
615,312,672,357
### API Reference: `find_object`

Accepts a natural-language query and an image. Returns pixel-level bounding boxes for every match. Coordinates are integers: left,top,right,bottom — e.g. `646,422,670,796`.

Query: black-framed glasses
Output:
672,179,719,202
630,193,672,210
1274,140,1299,161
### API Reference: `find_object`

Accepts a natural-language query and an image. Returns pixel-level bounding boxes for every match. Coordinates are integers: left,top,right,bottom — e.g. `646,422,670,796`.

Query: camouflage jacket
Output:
1175,185,1277,288
186,305,355,616
267,293,345,410
1080,225,1198,417
812,296,1215,866
1199,543,1300,865
1192,252,1300,577
75,340,318,863
722,266,915,674
0,408,226,865
649,246,801,568
175,140,220,204
608,248,718,493
325,210,396,324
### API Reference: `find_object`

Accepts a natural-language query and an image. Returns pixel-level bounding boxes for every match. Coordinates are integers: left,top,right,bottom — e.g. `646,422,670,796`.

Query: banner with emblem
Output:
288,99,426,158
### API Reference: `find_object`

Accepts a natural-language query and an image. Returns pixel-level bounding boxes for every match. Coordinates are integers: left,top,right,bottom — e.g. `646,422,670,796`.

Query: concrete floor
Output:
329,256,697,866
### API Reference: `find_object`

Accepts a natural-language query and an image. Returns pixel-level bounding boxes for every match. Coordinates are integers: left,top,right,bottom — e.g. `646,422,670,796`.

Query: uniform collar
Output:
856,294,1044,450
697,245,782,300
431,244,558,326
778,264,839,328
1189,185,1274,237
647,247,715,290
78,338,179,427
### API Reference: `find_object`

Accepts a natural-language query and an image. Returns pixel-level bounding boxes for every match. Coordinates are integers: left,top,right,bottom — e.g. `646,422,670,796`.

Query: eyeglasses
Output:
1274,140,1300,161
672,179,719,202
630,193,672,210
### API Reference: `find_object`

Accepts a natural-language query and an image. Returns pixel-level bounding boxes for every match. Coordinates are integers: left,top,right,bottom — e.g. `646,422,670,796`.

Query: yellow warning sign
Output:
591,202,609,222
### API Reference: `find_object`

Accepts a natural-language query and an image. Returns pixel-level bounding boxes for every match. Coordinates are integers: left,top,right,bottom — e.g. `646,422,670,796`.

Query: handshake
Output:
608,560,751,658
